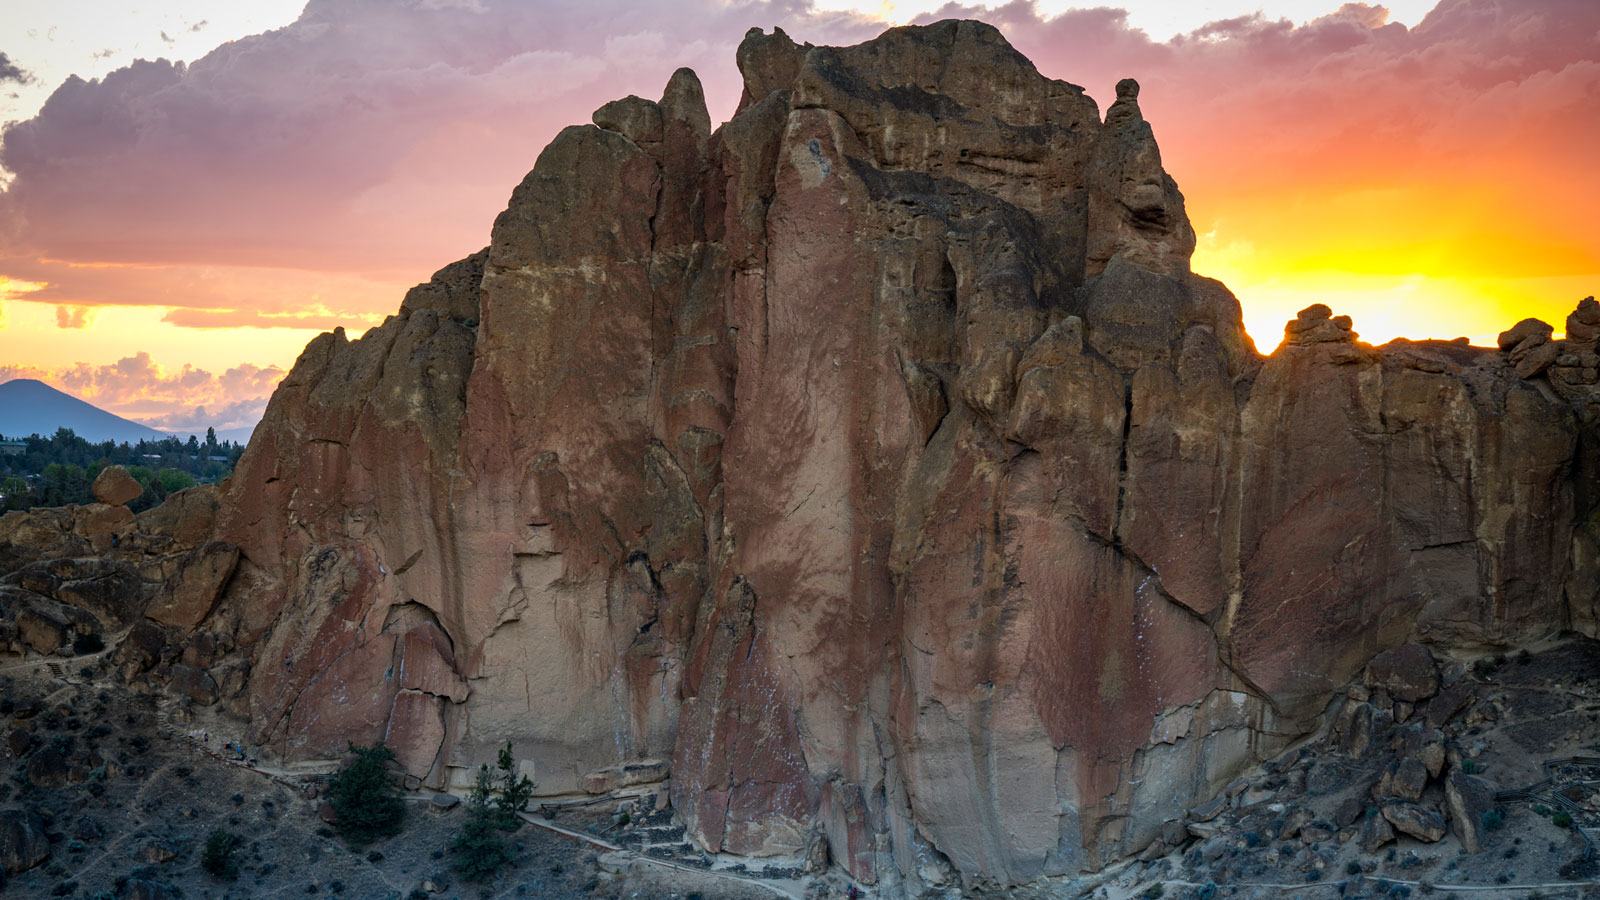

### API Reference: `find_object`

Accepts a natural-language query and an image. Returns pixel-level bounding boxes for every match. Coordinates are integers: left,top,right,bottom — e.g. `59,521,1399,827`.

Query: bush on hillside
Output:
328,743,406,845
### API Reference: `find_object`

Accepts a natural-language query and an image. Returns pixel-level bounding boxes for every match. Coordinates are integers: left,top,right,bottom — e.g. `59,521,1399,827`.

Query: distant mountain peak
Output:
0,378,170,444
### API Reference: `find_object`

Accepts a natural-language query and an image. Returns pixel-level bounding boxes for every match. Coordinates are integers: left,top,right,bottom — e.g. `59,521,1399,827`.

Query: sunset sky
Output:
0,0,1596,436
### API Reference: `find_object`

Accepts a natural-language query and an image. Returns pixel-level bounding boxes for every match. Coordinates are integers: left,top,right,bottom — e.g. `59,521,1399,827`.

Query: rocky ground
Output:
3,635,1600,899
0,654,782,900
1095,637,1600,900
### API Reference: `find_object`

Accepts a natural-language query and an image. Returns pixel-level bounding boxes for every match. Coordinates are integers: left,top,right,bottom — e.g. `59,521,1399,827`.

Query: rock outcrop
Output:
49,19,1590,896
0,485,249,712
91,465,142,507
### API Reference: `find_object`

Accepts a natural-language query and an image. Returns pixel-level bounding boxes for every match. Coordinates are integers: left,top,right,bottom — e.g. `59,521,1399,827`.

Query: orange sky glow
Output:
0,0,1595,435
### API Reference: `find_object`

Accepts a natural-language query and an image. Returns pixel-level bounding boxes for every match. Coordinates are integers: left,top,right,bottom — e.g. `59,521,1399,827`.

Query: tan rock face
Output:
91,465,142,506
202,19,1596,893
145,541,239,631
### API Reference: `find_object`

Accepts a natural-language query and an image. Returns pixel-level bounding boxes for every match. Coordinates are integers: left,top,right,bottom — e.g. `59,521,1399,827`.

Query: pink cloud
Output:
0,0,1595,332
946,0,1600,280
0,353,284,433
54,305,93,329
0,1,880,279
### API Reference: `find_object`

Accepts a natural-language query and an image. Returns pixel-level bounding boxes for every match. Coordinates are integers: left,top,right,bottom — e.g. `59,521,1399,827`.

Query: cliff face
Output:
195,20,1597,893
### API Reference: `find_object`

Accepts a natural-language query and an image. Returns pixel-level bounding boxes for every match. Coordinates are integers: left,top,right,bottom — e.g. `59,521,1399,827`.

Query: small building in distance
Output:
0,440,25,456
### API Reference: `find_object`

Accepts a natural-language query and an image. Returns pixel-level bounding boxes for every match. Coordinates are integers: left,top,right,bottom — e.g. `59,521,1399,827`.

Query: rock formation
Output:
6,19,1596,897
0,485,245,708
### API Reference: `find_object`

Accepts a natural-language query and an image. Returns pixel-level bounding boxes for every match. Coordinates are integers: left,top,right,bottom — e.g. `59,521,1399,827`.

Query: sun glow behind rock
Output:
1,0,1596,429
1187,174,1599,351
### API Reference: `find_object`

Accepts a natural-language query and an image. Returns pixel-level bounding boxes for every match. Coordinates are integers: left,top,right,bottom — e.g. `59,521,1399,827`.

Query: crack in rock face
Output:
37,17,1581,897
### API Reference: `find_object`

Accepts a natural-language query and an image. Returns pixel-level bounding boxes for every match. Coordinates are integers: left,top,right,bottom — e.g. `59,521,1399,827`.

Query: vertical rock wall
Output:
203,19,1596,894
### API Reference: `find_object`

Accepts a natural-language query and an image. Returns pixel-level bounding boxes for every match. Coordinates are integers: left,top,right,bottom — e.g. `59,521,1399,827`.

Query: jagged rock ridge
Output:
49,19,1592,896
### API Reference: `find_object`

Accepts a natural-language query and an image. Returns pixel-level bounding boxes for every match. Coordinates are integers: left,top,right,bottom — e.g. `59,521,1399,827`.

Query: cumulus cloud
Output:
161,306,384,330
0,253,401,324
0,1,879,275
54,305,92,328
0,353,284,434
945,0,1600,283
0,0,1594,343
0,52,32,85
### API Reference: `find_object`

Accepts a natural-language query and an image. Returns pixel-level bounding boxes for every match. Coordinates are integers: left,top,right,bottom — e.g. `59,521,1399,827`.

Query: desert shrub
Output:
328,743,406,845
1462,758,1484,774
1553,810,1574,828
490,742,535,830
1481,808,1504,831
1142,884,1164,898
72,633,104,655
450,764,515,881
202,829,239,880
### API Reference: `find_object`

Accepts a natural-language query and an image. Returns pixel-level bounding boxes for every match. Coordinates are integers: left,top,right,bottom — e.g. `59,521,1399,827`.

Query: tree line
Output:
0,427,245,513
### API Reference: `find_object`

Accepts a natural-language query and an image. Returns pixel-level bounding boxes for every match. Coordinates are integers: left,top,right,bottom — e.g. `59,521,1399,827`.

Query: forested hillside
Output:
0,427,244,512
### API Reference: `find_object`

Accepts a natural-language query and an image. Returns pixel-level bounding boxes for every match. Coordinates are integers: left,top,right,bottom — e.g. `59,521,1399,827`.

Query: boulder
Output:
0,809,50,873
74,502,135,552
1425,682,1475,728
4,729,34,758
1300,821,1336,843
16,605,70,655
27,746,88,787
136,838,178,863
55,567,142,629
8,566,59,597
592,96,663,145
1565,297,1599,349
1285,304,1357,344
1498,317,1554,350
1365,645,1439,703
113,621,168,677
1381,800,1446,842
1387,757,1429,802
134,485,220,549
145,541,238,630
1444,770,1497,853
1420,741,1446,780
1359,811,1394,853
92,465,142,506
1333,798,1365,828
1511,336,1560,378
428,793,460,814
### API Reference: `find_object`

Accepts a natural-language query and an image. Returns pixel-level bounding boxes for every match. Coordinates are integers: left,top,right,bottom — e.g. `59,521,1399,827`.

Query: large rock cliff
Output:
156,20,1599,894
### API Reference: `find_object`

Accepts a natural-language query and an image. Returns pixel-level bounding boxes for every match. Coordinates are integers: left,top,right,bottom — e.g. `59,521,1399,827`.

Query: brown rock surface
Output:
1380,800,1446,842
135,485,220,549
91,465,142,506
1360,812,1395,853
1498,317,1554,350
16,604,71,654
1444,769,1497,853
178,19,1600,893
145,541,239,631
0,808,49,874
1365,644,1439,703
